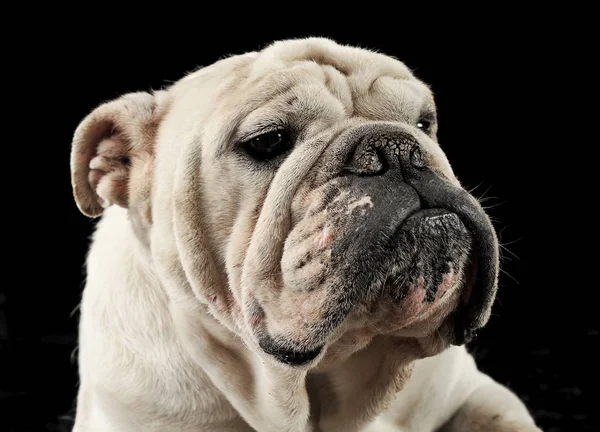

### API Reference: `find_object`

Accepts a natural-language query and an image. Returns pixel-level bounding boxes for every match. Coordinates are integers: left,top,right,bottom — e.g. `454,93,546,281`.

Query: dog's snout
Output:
346,131,426,177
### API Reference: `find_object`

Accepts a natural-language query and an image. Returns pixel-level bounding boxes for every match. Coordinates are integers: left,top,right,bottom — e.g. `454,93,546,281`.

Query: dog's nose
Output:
345,130,426,177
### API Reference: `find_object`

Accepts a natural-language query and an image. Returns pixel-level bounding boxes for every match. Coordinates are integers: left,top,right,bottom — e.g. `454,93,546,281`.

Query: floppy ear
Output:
70,91,166,218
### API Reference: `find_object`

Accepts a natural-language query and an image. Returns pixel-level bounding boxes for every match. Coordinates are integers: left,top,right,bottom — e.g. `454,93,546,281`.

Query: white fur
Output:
70,38,541,431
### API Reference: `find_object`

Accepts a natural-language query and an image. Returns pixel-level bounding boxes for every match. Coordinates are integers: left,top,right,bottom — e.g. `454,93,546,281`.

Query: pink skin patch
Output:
405,269,454,309
438,270,456,298
249,312,263,329
399,276,428,317
314,226,334,249
353,266,459,336
394,267,457,324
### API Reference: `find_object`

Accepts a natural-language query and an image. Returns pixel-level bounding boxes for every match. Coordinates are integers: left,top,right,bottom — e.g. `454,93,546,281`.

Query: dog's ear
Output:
70,91,167,218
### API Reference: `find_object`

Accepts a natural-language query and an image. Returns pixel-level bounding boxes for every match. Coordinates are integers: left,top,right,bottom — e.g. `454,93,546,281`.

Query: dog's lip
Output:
258,338,324,366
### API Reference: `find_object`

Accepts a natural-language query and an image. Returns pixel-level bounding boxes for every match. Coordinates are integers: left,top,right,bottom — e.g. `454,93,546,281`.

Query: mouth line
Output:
258,337,324,366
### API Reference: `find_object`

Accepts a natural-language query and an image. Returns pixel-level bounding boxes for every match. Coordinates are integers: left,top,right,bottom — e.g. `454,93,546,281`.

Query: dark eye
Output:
417,119,431,132
241,130,292,161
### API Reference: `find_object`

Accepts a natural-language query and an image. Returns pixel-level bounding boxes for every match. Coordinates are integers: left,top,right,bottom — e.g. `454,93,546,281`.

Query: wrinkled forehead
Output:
171,38,436,149
250,37,418,85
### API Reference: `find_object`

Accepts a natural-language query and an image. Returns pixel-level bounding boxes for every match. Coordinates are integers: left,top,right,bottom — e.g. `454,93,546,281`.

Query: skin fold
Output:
68,37,541,431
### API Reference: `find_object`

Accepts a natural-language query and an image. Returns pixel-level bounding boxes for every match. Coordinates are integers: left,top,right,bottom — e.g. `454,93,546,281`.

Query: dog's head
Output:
70,38,498,368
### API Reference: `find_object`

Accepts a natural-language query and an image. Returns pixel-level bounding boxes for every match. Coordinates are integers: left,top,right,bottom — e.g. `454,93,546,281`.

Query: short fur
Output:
69,38,541,431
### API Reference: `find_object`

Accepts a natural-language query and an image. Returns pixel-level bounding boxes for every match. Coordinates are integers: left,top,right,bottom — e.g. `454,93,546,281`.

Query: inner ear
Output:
88,131,132,209
70,91,166,218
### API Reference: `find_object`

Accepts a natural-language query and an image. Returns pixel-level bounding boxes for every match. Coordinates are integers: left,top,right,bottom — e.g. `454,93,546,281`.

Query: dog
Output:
69,37,541,431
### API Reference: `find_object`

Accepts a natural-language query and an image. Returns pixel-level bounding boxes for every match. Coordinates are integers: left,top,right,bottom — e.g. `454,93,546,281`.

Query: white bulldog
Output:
69,37,541,431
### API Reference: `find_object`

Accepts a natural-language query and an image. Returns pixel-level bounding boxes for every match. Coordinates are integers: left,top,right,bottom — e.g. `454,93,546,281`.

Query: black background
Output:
3,18,595,432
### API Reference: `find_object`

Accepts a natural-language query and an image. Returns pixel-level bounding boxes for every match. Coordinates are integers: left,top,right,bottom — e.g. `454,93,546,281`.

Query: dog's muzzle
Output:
260,125,498,366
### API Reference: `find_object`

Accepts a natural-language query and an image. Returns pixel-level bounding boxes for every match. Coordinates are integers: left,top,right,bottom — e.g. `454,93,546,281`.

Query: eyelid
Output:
238,123,286,143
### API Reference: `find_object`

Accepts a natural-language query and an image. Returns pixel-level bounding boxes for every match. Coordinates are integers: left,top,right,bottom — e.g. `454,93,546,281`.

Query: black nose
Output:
345,130,426,177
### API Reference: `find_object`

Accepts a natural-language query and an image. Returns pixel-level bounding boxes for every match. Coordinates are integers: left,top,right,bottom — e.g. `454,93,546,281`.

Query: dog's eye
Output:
417,119,431,132
242,130,292,161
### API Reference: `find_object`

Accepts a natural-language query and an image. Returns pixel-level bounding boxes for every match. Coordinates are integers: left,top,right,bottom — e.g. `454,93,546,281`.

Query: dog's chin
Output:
255,209,473,367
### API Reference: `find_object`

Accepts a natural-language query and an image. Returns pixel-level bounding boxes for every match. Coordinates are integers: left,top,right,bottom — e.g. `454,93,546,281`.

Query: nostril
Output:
344,144,386,176
375,146,390,173
409,145,426,170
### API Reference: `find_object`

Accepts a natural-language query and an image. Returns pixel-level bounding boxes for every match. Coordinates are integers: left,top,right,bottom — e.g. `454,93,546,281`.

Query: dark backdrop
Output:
3,20,595,432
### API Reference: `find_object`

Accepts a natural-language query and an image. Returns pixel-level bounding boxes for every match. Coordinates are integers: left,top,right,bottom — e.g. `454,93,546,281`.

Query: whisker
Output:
475,184,494,202
466,181,486,195
499,268,519,285
70,303,81,318
481,200,508,210
478,195,501,204
499,243,520,261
